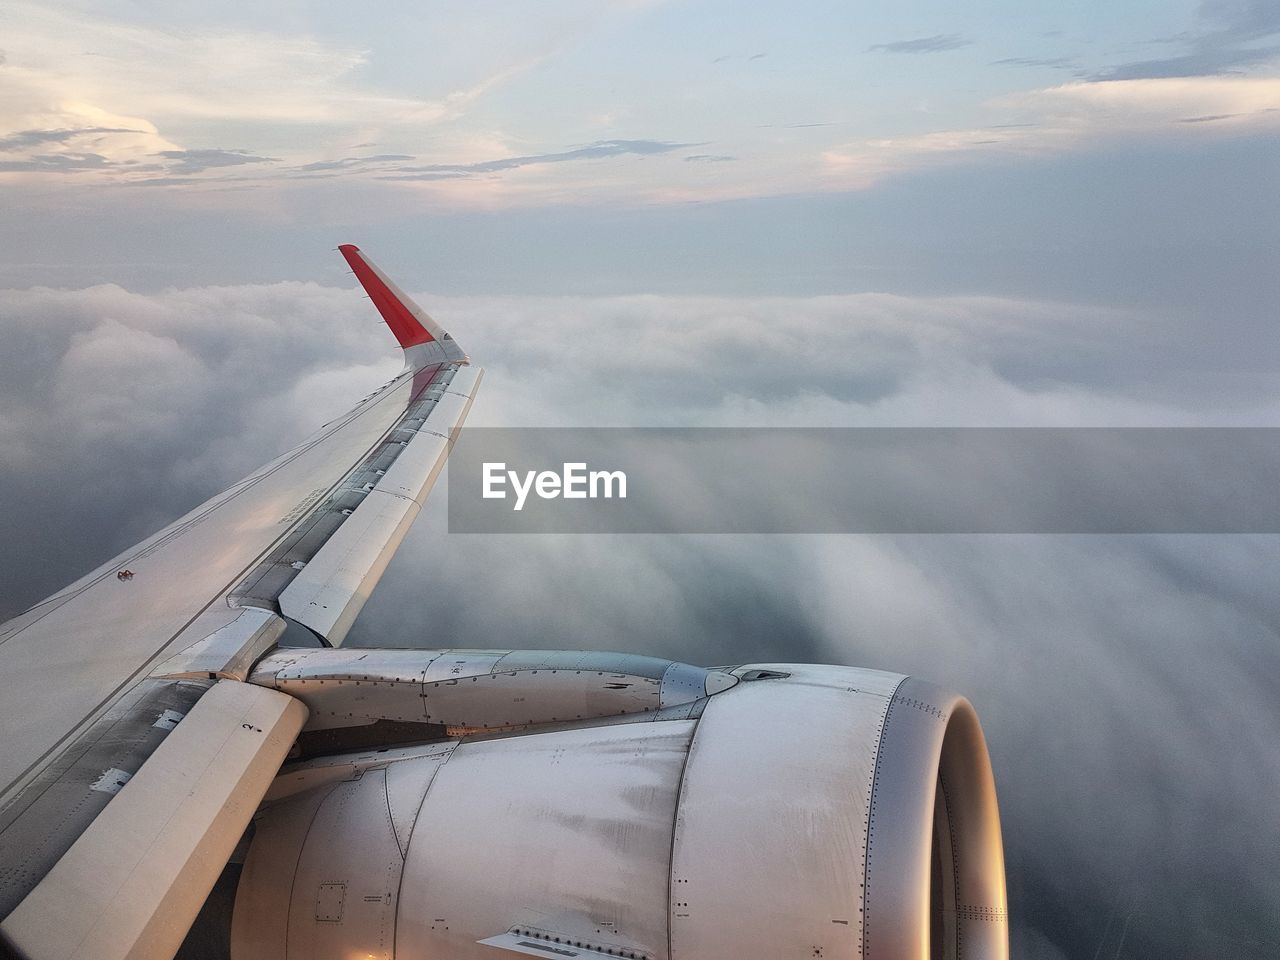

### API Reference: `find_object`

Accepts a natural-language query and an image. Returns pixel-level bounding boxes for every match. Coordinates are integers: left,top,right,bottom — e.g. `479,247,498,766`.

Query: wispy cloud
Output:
1101,44,1279,79
373,170,474,183
821,76,1280,189
297,154,415,172
712,52,768,64
380,139,699,180
0,152,112,172
991,56,1078,70
154,148,278,174
0,1,569,170
0,96,181,175
126,176,205,188
0,137,280,179
869,34,973,54
1095,0,1280,78
0,127,142,151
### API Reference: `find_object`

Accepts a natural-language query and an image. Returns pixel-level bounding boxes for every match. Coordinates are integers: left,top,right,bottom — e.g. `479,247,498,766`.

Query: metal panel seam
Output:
939,772,961,960
391,741,460,956
861,675,910,960
281,780,345,960
664,709,704,960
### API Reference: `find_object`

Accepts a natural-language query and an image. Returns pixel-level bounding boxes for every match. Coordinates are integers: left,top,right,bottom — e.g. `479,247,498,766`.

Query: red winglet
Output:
339,244,436,348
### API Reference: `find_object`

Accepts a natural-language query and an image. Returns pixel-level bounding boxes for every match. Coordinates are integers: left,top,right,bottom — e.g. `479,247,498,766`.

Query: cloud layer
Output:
1,280,1278,956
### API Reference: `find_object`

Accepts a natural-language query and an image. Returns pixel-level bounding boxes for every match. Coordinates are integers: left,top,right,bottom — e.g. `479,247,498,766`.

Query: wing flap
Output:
0,681,307,960
278,365,483,644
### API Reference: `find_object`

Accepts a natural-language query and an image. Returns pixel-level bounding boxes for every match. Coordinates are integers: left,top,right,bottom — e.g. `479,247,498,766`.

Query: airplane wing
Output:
0,248,1010,960
0,246,482,957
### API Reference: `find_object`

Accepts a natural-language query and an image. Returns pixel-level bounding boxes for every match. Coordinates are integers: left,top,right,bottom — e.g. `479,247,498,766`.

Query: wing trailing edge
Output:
0,681,307,960
277,364,483,645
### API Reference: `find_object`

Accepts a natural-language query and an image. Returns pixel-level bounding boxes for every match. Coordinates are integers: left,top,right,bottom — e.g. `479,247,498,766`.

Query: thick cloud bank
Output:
1,281,1278,957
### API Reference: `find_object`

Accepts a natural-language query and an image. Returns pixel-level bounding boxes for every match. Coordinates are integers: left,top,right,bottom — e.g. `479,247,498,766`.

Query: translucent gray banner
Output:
446,428,1280,533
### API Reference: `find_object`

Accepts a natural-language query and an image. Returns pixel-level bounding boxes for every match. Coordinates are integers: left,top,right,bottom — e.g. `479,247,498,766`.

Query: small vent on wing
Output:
739,669,791,682
478,927,652,960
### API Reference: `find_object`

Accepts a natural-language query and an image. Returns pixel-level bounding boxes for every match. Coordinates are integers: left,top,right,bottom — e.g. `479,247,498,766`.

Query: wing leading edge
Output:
0,247,480,955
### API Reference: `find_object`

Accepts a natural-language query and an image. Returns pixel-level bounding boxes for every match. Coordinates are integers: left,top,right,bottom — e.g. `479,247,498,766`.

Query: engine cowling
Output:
230,660,1006,960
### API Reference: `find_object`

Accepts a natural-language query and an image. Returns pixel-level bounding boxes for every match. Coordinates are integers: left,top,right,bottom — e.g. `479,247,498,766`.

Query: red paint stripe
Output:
339,244,434,348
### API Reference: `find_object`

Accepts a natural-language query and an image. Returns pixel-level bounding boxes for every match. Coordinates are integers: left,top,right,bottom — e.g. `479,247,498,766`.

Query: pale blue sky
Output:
0,0,1275,292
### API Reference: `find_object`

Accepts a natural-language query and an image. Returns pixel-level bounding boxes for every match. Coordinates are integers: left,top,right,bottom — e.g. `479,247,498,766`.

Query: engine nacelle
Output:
231,660,1007,960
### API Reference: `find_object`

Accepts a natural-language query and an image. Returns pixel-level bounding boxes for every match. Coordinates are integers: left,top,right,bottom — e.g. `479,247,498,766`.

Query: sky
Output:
1,2,1279,957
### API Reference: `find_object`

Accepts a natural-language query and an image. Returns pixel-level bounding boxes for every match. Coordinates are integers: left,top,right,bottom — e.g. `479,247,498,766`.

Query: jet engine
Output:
220,649,1006,960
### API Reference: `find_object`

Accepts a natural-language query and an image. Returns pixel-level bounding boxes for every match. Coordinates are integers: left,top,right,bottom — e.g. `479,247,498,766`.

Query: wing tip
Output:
338,243,435,349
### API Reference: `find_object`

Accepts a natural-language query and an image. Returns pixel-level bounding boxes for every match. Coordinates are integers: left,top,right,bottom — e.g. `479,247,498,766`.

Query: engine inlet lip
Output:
862,677,1008,960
